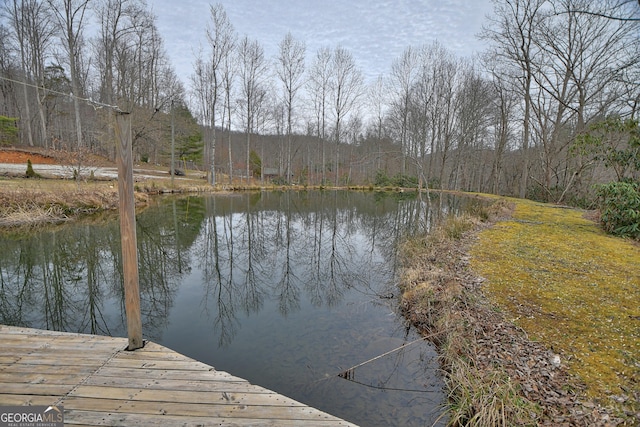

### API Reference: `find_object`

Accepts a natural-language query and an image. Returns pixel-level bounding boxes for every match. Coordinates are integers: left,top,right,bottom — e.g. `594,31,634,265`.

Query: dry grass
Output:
0,178,147,227
445,361,538,427
398,209,541,426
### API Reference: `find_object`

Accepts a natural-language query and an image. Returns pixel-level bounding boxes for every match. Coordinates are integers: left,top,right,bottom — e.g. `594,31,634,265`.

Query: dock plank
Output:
62,396,326,420
91,365,245,381
64,409,357,426
0,394,61,406
0,326,358,426
82,375,277,394
68,385,306,407
0,382,75,396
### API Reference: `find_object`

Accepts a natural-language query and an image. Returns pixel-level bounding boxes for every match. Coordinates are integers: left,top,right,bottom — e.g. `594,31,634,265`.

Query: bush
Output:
374,170,391,186
374,170,419,188
271,176,288,185
25,159,40,178
597,181,640,239
0,115,19,145
391,173,418,188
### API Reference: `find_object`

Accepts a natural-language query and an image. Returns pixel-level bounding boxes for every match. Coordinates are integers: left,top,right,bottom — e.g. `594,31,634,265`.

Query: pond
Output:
0,190,480,426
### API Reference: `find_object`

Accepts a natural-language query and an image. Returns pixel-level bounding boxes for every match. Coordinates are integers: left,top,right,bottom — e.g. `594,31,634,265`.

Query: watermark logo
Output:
0,405,64,427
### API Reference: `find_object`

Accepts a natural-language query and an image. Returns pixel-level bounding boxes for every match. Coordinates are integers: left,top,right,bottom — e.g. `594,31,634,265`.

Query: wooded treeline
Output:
1,0,638,203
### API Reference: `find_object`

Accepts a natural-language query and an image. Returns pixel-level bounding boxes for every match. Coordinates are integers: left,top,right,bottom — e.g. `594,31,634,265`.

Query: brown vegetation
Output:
0,186,146,227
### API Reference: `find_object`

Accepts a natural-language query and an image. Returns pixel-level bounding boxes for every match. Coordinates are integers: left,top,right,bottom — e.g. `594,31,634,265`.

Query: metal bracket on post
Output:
114,111,143,350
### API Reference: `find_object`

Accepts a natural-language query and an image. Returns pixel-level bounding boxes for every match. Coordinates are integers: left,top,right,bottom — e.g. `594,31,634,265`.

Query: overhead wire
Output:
0,74,125,112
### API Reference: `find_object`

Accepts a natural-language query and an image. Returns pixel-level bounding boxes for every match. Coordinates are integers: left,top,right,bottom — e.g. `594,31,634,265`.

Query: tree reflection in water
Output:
0,190,482,427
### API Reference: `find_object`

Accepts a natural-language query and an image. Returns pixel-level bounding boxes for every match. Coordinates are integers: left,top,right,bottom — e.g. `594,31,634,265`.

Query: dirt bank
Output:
0,147,116,167
0,148,59,164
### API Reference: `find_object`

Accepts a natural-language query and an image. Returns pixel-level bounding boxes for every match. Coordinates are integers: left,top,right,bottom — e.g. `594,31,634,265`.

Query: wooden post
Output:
115,111,143,350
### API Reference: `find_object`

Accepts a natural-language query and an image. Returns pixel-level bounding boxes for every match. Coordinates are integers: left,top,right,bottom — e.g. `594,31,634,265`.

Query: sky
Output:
152,0,495,85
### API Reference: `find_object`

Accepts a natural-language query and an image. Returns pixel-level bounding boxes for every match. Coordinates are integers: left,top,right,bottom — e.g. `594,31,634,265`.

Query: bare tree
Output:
47,0,89,149
0,24,19,119
202,3,235,185
483,57,519,195
415,43,460,189
329,46,363,186
7,0,35,146
451,62,493,192
559,0,640,21
307,47,332,184
5,0,56,147
191,51,214,157
482,0,546,198
531,0,640,201
93,0,139,107
275,32,305,183
221,30,237,184
237,35,268,182
388,46,419,175
366,75,389,171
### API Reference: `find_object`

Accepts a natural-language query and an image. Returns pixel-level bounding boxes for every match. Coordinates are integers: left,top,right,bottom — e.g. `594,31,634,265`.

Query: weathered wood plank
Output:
0,355,115,367
83,375,267,393
0,325,358,426
0,335,115,344
0,371,97,385
137,341,175,352
0,365,102,376
0,382,74,396
68,385,305,407
0,349,118,359
0,340,125,352
0,394,61,406
61,397,350,422
104,357,215,370
0,355,22,364
64,409,357,426
90,366,248,382
101,349,185,361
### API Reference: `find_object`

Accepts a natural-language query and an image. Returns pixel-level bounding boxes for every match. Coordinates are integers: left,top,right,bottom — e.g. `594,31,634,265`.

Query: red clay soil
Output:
0,148,58,165
0,148,115,167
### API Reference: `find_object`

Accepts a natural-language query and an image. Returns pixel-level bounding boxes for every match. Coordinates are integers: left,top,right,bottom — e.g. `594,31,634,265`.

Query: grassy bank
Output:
0,175,387,228
0,177,197,227
399,197,639,426
471,198,639,421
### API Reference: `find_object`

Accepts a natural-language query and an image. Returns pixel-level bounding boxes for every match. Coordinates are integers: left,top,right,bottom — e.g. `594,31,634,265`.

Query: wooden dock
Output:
0,325,358,426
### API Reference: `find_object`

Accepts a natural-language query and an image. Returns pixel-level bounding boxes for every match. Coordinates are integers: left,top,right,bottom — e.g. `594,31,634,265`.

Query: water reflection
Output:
0,190,482,426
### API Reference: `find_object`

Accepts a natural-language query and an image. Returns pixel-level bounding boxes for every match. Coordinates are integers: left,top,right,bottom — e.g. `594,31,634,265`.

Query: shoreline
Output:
2,177,636,426
398,200,635,426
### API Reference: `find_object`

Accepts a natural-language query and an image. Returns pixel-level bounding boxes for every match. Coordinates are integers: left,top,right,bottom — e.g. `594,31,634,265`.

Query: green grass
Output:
470,198,639,413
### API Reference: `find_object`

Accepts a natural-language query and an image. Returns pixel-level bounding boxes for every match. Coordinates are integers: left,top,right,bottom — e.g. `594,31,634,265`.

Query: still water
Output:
0,190,478,426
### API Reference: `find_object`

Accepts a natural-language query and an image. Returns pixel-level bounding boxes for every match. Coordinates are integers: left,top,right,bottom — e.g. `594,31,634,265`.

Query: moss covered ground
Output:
470,198,639,414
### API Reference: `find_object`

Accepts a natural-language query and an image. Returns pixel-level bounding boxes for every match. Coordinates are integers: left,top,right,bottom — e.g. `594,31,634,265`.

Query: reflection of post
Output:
115,111,143,350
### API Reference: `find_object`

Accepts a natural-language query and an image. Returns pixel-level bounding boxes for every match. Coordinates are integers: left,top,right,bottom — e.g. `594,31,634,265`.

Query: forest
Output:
0,0,638,207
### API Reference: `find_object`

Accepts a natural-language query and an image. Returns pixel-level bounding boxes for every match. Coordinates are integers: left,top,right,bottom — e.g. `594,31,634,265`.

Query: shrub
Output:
597,181,640,239
374,170,391,186
374,170,420,188
25,159,40,178
391,173,418,188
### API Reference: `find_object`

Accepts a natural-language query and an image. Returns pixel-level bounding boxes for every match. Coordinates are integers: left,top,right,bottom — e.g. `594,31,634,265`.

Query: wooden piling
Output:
114,112,143,350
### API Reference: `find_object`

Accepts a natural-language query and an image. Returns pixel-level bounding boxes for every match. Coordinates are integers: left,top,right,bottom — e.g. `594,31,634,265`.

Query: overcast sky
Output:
152,0,495,85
